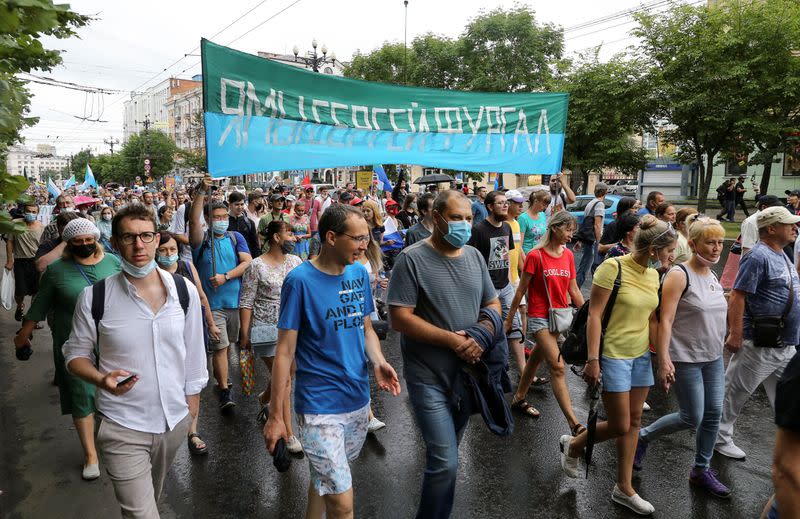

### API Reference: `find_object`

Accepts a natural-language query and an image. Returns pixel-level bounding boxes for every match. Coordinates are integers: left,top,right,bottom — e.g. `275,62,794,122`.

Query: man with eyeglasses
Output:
264,204,400,519
63,203,208,517
468,190,523,365
189,176,252,412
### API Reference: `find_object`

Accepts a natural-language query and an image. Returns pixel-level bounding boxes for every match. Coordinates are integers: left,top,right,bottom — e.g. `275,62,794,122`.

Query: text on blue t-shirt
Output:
278,261,375,414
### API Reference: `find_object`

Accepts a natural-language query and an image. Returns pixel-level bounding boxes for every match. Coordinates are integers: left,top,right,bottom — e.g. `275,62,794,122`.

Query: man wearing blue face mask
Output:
6,201,44,321
388,190,501,519
189,176,252,412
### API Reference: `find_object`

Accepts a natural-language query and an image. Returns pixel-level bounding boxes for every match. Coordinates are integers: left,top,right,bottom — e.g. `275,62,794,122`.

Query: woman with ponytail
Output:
559,215,677,515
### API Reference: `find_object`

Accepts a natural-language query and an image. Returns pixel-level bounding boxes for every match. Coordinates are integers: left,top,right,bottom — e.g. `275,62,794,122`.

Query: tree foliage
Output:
0,0,89,234
117,130,179,183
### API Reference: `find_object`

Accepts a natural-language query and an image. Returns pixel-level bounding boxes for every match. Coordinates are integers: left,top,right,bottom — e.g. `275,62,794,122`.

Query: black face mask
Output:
71,243,97,259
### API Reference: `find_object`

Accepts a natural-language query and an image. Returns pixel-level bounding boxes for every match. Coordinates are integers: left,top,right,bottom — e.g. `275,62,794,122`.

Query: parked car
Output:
609,179,638,197
568,194,622,226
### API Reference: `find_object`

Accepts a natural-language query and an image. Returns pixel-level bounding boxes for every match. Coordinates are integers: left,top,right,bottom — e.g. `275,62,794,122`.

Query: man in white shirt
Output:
64,203,208,519
545,172,576,216
741,195,781,254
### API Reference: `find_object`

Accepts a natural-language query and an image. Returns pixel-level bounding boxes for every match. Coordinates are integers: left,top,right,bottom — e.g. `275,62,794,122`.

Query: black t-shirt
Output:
228,214,258,257
467,219,514,290
735,182,746,202
776,349,800,433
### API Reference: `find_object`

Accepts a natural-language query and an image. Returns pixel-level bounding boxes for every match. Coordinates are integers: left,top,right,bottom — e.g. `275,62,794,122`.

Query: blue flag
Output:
80,164,97,190
63,175,76,189
47,178,61,198
374,164,393,192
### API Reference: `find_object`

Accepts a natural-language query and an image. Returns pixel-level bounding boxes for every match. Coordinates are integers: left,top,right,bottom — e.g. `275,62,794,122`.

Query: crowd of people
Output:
6,174,800,519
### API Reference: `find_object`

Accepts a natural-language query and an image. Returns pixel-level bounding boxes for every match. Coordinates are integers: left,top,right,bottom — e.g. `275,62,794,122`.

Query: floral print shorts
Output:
297,403,370,495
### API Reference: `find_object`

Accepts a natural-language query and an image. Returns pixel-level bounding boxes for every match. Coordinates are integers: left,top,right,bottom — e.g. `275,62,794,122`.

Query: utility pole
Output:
104,136,120,154
404,0,409,85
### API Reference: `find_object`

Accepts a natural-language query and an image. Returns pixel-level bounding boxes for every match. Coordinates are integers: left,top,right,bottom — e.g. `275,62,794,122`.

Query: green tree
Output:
118,130,179,182
346,43,410,85
90,153,125,184
558,55,654,193
458,6,564,92
69,148,91,179
177,148,207,173
0,0,88,234
634,4,747,212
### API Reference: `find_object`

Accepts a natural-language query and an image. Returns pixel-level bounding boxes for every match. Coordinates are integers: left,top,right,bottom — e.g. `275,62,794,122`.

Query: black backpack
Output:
574,200,603,244
559,258,622,365
92,273,190,341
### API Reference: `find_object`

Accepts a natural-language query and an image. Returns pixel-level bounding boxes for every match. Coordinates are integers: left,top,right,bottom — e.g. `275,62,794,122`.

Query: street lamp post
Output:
292,39,336,73
404,0,409,85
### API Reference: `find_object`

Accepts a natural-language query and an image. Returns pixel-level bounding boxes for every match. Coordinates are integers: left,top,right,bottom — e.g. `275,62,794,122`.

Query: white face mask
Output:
694,251,719,266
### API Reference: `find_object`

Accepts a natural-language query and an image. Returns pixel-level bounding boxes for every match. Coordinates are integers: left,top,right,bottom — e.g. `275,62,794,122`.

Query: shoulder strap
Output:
91,278,107,345
600,258,622,331
538,250,553,306
227,230,237,247
782,255,794,321
656,264,690,321
675,264,691,299
171,273,190,315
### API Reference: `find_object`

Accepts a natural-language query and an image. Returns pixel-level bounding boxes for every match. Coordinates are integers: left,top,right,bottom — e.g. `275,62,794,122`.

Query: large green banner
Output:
201,39,569,177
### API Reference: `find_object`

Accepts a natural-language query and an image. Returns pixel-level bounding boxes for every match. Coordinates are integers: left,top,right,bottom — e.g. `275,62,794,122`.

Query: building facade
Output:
5,144,69,181
123,78,201,142
167,85,204,152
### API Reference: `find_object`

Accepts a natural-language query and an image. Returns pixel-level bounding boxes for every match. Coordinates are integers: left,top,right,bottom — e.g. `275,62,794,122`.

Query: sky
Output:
19,0,696,156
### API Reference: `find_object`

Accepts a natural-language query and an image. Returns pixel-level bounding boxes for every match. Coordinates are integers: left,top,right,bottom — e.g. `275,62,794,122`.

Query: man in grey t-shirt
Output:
388,190,499,519
575,182,607,287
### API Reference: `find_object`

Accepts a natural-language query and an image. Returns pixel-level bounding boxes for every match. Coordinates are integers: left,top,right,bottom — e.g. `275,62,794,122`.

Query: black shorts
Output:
13,258,38,298
776,349,800,433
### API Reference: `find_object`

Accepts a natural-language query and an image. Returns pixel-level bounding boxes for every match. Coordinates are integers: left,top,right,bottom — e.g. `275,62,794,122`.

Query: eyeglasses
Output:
653,222,677,242
339,232,370,244
119,232,157,245
493,201,509,206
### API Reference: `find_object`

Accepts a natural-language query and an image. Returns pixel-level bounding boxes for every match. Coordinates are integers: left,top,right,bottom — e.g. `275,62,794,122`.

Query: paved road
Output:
0,247,776,518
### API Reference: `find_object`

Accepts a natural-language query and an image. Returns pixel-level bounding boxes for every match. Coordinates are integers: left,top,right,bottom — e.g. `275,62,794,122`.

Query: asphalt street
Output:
0,245,778,519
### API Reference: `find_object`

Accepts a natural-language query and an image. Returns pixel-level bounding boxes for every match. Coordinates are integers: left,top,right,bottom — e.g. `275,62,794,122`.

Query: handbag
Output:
538,250,574,334
574,200,602,244
560,258,622,365
239,347,256,396
250,320,278,345
747,256,794,348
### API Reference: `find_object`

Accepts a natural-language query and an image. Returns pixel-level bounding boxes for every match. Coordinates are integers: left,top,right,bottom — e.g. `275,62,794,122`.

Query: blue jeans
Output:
406,381,471,519
639,356,724,468
575,241,596,288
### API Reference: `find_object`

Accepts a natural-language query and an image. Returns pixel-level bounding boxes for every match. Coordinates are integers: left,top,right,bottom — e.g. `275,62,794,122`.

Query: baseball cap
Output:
385,199,399,208
505,189,525,203
756,206,800,228
785,189,800,197
595,182,609,191
349,197,364,206
270,193,285,202
757,195,781,209
285,195,296,201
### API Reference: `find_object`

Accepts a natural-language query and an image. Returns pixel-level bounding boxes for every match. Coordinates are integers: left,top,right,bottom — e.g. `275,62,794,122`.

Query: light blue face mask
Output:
23,213,37,223
437,214,472,249
212,220,229,235
121,258,157,278
156,253,179,267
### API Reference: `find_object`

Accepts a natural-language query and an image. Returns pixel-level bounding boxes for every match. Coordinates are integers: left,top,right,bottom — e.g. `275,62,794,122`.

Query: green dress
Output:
26,254,121,418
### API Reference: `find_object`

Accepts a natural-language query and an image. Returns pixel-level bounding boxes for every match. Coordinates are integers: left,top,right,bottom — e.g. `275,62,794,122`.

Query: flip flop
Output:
532,376,550,386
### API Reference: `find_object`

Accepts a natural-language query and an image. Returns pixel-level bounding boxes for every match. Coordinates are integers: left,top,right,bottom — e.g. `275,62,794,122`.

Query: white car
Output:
610,179,637,196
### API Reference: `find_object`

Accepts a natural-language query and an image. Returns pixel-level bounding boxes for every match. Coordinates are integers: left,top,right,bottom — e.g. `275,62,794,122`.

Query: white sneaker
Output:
559,434,583,478
367,417,386,433
611,485,655,515
642,401,651,412
286,436,303,454
82,463,100,481
714,441,746,459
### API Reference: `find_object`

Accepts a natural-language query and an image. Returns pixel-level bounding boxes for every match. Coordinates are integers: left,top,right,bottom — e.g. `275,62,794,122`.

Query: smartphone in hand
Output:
117,374,136,386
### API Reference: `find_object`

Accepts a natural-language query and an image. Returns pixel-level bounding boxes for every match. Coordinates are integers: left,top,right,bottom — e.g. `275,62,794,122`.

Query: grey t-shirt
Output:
405,221,432,247
387,241,497,386
669,265,727,363
734,241,800,345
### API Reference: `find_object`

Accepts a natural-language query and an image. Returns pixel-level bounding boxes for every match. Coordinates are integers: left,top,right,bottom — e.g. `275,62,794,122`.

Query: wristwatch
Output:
223,272,229,281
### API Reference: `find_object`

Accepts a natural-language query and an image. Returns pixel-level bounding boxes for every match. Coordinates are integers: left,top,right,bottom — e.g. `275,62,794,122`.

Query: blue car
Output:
568,194,623,227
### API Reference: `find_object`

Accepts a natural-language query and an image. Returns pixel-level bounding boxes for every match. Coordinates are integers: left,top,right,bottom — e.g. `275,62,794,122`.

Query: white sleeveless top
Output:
669,264,727,363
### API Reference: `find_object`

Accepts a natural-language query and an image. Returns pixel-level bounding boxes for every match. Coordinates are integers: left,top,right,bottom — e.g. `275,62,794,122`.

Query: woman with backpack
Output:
155,232,219,456
560,215,677,516
505,211,585,432
633,216,731,498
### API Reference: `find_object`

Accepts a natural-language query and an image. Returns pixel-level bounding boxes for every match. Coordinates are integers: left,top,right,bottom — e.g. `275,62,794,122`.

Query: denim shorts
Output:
601,351,654,392
527,317,551,337
297,403,369,496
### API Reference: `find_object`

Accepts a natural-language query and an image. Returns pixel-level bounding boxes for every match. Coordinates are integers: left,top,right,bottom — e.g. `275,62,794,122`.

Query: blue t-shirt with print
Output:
734,241,800,345
192,231,249,310
278,261,375,415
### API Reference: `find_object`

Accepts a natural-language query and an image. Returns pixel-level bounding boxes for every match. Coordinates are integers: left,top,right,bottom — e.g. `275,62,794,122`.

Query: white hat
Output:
505,189,525,203
756,206,800,228
62,218,100,242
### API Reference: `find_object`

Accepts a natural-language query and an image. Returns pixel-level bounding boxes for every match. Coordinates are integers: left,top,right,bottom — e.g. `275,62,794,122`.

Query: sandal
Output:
532,376,550,386
511,398,540,418
188,433,208,455
571,423,587,437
